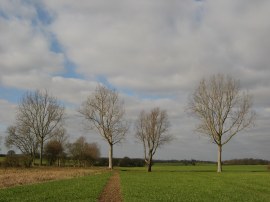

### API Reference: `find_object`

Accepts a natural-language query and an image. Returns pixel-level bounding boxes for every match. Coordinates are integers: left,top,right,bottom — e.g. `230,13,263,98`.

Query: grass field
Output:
0,157,5,162
0,167,107,188
120,165,270,202
0,165,269,201
0,172,111,202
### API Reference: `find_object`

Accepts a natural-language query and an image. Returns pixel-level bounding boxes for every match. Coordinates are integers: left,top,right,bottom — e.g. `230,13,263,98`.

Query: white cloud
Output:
0,99,16,126
44,0,270,99
0,0,270,160
0,0,64,88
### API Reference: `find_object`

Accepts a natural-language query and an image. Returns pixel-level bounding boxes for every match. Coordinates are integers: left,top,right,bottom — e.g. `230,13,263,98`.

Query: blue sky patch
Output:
0,87,27,104
34,3,53,25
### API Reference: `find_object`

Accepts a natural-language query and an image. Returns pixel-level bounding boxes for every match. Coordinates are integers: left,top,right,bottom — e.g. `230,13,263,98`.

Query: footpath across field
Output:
0,165,269,202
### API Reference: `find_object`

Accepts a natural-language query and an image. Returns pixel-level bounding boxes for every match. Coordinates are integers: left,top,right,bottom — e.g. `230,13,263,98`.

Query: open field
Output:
121,164,268,172
0,167,107,189
0,165,269,201
0,172,111,202
120,165,270,202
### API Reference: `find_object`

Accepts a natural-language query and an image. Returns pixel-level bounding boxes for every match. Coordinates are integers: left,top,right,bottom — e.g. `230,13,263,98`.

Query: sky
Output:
0,0,269,161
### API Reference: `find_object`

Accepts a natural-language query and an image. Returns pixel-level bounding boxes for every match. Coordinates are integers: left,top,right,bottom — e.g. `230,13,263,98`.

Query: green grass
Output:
0,165,268,202
0,157,5,162
120,165,270,202
120,164,268,172
0,172,111,202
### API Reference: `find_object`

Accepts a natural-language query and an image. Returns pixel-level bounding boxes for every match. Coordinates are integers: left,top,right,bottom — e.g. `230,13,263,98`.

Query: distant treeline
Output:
1,154,269,167
90,158,215,167
95,157,145,167
223,158,270,165
95,158,270,166
153,159,215,165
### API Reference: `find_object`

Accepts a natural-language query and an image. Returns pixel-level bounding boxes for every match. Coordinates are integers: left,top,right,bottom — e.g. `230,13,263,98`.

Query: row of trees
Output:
4,136,100,167
4,74,255,172
5,90,65,166
223,158,269,165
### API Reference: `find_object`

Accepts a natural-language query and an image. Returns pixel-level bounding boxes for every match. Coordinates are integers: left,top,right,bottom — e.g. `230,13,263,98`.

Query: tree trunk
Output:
40,139,44,166
217,144,222,173
147,162,152,172
31,151,35,166
147,152,153,172
108,144,113,169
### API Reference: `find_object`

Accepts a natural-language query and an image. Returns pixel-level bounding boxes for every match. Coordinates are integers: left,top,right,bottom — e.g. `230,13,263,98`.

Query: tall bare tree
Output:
6,125,39,166
188,74,255,172
79,85,128,169
135,107,172,172
16,90,65,165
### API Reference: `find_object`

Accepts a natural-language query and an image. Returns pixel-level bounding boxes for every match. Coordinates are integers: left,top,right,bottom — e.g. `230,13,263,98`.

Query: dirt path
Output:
98,171,123,202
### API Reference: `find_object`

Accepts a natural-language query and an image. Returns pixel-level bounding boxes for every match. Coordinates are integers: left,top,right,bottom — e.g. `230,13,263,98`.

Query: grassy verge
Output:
0,172,111,202
0,157,5,162
0,167,106,188
120,165,270,202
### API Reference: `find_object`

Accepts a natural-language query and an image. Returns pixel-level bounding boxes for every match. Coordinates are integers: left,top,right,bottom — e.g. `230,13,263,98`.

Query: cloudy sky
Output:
0,0,269,161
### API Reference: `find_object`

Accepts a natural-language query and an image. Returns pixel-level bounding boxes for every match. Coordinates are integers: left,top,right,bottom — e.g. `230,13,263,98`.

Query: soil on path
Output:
98,171,123,202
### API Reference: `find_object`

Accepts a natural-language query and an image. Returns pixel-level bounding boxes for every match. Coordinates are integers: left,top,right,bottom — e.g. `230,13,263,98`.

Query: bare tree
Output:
79,85,128,169
188,74,255,172
52,127,69,145
16,90,65,166
6,125,39,166
67,136,100,167
44,127,68,166
45,140,63,166
135,107,172,172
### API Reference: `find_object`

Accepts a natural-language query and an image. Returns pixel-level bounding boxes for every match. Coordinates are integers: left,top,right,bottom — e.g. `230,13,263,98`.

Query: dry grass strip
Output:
0,167,105,189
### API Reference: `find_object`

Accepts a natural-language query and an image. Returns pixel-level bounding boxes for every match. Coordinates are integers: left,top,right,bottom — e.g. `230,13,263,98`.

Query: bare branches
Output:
135,107,172,172
188,74,255,172
5,125,39,165
79,85,128,169
17,90,65,141
79,85,128,145
188,74,255,145
10,89,65,165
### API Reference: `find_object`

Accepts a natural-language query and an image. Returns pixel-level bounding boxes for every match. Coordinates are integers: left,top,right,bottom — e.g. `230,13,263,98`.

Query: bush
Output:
2,155,32,168
3,155,20,167
20,155,33,168
119,157,144,167
67,137,100,167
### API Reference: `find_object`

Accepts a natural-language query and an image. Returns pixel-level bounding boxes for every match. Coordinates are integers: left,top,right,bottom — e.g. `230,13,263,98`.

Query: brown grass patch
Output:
0,167,106,189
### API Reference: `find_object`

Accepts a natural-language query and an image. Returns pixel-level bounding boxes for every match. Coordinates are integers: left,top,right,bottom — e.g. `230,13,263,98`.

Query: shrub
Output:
119,157,144,167
3,155,20,167
2,155,33,168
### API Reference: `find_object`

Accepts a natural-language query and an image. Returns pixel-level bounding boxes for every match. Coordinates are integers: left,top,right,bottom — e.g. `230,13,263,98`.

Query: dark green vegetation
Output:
0,157,4,162
120,165,270,202
0,172,111,202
